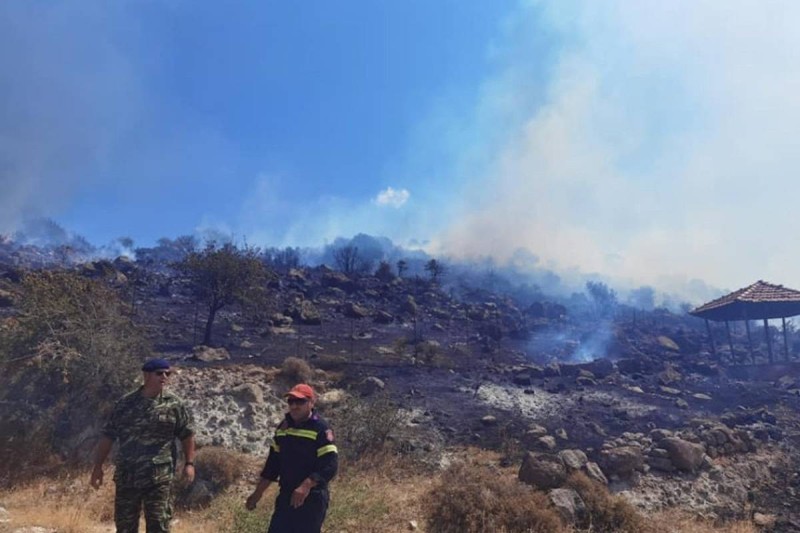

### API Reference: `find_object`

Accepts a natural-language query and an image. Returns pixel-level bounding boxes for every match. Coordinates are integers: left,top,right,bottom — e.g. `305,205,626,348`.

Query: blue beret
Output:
142,358,171,372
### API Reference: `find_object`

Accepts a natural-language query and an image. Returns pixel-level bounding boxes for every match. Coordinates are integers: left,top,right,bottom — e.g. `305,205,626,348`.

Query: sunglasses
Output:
153,370,172,377
287,398,309,406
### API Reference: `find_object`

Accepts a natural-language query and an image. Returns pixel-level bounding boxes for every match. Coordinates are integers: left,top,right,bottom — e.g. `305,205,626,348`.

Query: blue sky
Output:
4,1,800,297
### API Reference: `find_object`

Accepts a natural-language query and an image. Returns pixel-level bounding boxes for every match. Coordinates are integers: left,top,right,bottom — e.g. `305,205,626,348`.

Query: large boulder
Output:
288,300,322,325
558,449,588,471
341,302,369,319
518,452,567,490
321,272,356,292
548,488,587,525
660,437,706,472
599,446,644,478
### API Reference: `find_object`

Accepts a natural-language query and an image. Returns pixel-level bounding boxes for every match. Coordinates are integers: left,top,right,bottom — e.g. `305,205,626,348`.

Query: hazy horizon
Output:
3,1,798,299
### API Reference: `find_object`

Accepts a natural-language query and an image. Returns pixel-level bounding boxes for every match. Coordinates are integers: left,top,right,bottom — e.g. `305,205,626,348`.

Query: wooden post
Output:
783,317,790,361
745,319,755,363
705,319,717,356
725,321,735,363
764,318,773,363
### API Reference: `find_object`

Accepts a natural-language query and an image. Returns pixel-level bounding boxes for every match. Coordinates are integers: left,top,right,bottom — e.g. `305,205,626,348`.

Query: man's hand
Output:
245,491,261,511
90,465,104,490
183,464,195,483
291,478,316,508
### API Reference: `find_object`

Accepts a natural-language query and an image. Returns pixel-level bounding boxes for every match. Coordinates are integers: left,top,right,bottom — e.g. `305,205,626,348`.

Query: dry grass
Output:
423,459,567,533
566,471,646,533
0,451,762,533
647,509,758,533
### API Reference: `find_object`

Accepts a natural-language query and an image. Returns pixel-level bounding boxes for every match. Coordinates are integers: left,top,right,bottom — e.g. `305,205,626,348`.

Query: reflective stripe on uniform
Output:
317,444,338,457
276,428,318,440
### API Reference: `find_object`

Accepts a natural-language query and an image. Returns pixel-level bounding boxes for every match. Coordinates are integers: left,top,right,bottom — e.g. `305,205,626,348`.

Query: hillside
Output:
0,255,799,532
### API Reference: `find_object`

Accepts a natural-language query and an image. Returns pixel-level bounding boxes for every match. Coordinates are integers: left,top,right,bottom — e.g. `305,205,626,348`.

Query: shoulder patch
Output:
325,429,335,443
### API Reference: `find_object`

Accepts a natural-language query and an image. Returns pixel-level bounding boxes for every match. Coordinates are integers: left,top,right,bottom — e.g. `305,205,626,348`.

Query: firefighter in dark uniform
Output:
246,383,338,533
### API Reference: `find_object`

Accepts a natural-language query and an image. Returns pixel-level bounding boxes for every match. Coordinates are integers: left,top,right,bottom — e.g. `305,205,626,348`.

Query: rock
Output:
753,513,776,528
549,488,587,524
270,313,293,327
519,452,567,490
358,376,385,396
342,302,370,319
649,429,673,442
318,389,347,406
179,479,214,509
408,520,418,530
321,271,356,292
692,393,712,401
558,449,588,471
481,415,497,426
537,436,557,451
647,456,676,472
599,446,644,477
584,462,608,485
192,346,231,362
675,398,689,409
527,424,548,438
0,506,9,523
658,365,682,385
289,300,322,325
513,372,533,386
228,383,264,404
0,289,14,307
373,311,394,324
661,437,706,472
657,336,681,351
582,358,615,378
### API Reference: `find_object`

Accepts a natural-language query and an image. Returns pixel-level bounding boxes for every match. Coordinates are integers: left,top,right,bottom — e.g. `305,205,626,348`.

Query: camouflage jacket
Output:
103,387,194,488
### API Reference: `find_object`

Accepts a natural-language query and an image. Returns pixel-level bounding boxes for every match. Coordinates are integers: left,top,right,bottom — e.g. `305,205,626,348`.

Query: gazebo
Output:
689,280,800,363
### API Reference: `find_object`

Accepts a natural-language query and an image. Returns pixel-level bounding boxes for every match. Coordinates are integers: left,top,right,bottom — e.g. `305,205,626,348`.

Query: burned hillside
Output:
2,246,800,531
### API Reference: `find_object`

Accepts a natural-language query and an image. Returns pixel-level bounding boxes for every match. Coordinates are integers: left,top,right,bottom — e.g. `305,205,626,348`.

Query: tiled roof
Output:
690,280,800,320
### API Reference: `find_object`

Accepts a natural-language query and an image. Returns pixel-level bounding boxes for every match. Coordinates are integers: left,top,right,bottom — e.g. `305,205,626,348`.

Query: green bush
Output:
0,270,147,483
424,462,566,533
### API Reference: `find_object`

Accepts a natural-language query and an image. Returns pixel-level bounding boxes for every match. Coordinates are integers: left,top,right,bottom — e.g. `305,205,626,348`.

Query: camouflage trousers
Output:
114,482,172,533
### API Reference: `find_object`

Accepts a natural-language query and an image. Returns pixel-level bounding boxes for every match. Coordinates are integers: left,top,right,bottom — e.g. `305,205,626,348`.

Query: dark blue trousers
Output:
267,489,329,533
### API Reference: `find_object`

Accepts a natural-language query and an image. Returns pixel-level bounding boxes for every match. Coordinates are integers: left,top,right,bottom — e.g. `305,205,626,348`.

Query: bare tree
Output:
333,245,360,274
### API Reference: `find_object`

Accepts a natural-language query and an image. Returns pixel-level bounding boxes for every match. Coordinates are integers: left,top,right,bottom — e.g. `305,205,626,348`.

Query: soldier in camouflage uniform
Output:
90,358,196,533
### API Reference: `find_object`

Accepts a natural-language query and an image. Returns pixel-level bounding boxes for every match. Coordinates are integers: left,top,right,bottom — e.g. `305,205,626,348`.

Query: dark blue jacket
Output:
260,412,338,492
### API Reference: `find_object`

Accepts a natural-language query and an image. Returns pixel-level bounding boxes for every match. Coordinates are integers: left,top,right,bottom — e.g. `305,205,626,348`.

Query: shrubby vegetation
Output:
424,462,566,533
0,270,147,484
176,242,272,345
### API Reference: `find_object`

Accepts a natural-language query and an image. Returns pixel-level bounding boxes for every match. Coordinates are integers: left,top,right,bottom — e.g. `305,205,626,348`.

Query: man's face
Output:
287,396,314,422
143,369,171,392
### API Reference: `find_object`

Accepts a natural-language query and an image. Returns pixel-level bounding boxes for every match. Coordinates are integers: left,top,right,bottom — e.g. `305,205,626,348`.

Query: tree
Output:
333,245,360,274
397,259,408,278
374,261,395,282
586,281,618,317
177,242,271,346
0,271,148,477
425,259,445,283
263,246,301,273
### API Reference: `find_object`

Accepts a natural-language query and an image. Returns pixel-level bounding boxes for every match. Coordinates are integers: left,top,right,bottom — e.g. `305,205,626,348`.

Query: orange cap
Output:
285,383,315,400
